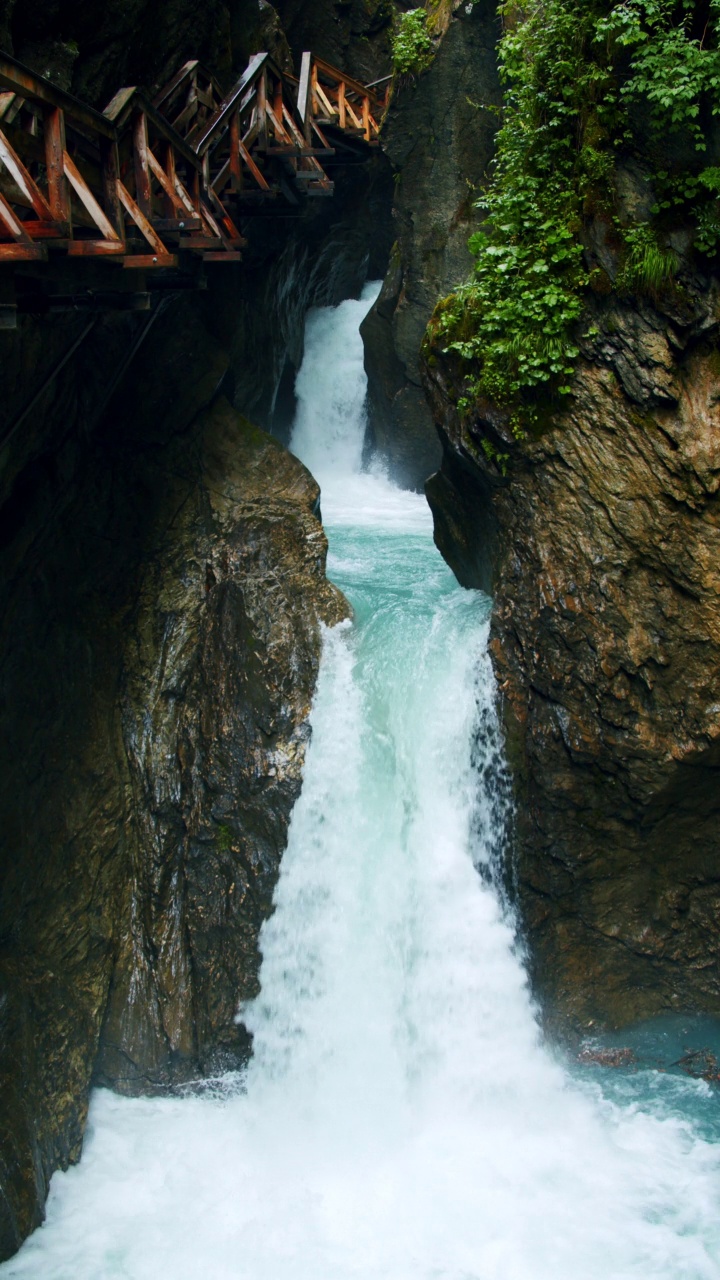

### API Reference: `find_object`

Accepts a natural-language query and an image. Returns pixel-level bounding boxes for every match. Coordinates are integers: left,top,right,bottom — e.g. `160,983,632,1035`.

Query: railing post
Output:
257,69,268,150
44,105,70,229
162,140,176,217
229,109,242,192
297,52,312,146
133,110,153,218
362,95,370,142
101,136,124,240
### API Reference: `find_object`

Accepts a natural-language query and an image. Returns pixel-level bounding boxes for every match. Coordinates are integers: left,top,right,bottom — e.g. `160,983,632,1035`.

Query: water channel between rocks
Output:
3,284,720,1280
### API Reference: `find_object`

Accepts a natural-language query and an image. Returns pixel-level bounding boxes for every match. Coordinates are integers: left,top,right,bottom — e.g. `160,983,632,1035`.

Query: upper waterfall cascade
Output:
3,284,719,1280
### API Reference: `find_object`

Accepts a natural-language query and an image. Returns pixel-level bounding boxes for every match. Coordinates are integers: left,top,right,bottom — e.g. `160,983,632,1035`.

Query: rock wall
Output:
361,0,501,489
423,186,720,1034
0,0,394,1255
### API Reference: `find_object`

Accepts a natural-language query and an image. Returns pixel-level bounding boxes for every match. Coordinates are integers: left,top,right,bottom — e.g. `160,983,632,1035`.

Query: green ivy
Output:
391,8,434,76
431,0,720,430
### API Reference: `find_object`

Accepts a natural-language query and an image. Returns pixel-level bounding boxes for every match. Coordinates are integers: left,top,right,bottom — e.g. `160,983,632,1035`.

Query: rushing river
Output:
5,284,720,1279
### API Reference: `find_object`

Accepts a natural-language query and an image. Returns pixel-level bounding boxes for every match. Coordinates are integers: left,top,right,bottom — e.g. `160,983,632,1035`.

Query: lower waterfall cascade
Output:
3,283,720,1280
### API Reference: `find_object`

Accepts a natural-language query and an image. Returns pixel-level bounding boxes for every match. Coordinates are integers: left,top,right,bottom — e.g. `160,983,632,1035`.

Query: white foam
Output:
5,284,720,1280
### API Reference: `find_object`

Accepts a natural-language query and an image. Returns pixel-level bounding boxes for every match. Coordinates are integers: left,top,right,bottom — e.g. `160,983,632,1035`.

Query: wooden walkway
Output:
0,50,386,325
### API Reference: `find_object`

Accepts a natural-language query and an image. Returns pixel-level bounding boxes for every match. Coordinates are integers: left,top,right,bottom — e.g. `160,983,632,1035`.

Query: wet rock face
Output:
0,12,391,1243
96,398,348,1091
0,388,347,1256
362,1,501,490
275,0,397,83
423,265,720,1033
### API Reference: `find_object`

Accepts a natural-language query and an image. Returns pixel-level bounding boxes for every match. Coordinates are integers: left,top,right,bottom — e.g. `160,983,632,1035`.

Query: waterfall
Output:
4,284,719,1280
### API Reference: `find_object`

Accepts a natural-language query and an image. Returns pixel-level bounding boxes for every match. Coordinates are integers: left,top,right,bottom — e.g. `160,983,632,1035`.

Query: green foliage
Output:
615,222,678,292
431,0,720,431
391,8,433,76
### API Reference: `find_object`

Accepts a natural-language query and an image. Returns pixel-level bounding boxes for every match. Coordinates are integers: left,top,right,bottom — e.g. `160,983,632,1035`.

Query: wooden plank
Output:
63,149,121,240
311,119,333,150
133,111,152,218
44,106,70,224
229,109,242,192
153,216,202,231
313,81,337,119
123,253,178,268
362,95,370,142
344,98,363,131
104,85,138,123
101,136,123,237
0,239,47,260
257,69,268,150
171,88,199,136
17,219,65,238
265,102,293,146
0,92,15,121
67,238,126,255
238,138,270,190
194,52,268,156
162,140,177,217
211,158,231,195
153,60,198,110
0,187,32,240
116,178,168,253
146,145,186,215
312,55,385,110
338,81,346,130
0,125,53,220
297,53,311,142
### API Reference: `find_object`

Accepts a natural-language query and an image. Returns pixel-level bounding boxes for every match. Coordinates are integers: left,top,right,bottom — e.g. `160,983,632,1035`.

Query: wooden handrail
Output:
311,56,386,111
193,52,270,156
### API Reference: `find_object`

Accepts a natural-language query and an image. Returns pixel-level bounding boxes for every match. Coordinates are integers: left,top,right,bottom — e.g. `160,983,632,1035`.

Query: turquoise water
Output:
3,285,719,1279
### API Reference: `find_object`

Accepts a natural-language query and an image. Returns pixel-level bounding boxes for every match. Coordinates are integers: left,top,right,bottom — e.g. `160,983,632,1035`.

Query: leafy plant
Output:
391,8,434,76
429,0,720,433
615,222,678,292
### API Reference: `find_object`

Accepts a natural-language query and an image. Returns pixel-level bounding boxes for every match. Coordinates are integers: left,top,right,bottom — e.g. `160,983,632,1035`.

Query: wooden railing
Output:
0,49,388,283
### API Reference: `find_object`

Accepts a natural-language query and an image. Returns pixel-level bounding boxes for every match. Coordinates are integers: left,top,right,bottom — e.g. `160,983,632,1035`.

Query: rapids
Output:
3,283,719,1280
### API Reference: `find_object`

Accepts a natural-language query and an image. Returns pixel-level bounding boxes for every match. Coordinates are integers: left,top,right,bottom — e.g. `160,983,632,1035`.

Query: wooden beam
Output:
133,111,152,218
313,81,338,119
123,253,177,268
0,125,54,220
297,53,311,143
312,55,385,111
153,60,199,110
146,145,186,216
0,187,33,240
238,139,270,191
194,52,268,156
257,69,268,150
67,238,126,256
229,109,242,192
101,136,123,237
116,178,168,253
63,149,122,240
44,106,70,224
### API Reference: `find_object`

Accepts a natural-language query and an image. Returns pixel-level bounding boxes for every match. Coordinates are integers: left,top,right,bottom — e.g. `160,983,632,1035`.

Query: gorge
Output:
1,0,720,1273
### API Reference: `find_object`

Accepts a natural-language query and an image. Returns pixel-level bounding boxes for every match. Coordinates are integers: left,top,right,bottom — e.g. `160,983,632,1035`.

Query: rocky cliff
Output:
367,1,720,1037
0,0,394,1255
423,184,720,1033
361,0,501,489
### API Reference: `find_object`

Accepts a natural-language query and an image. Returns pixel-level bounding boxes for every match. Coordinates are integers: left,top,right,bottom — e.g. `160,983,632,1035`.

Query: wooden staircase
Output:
0,50,387,326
